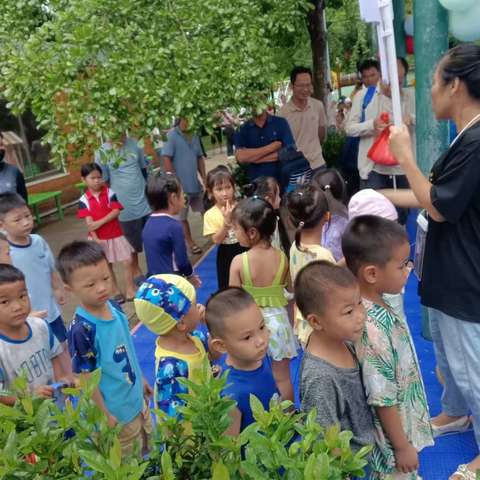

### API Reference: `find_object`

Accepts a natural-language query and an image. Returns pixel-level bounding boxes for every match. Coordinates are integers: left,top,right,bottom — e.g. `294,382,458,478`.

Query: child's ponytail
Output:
287,185,329,251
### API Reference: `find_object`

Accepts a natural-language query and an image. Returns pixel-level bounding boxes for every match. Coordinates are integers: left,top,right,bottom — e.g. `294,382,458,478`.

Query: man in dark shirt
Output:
234,109,295,182
0,132,28,202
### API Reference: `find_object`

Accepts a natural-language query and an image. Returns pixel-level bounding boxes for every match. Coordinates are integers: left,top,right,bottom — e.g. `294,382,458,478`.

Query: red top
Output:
77,186,124,240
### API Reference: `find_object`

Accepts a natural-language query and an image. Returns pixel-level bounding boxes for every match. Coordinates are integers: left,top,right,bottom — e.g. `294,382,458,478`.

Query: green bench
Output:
28,191,64,225
75,182,86,194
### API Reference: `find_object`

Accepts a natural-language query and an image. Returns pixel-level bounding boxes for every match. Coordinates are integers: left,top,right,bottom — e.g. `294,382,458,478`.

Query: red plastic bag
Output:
367,112,398,166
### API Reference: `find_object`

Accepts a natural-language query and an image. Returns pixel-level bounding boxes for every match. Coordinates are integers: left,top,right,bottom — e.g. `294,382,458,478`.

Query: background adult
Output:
96,135,150,284
235,109,295,183
0,132,28,202
279,66,327,173
386,43,480,480
345,57,415,224
338,59,381,200
162,118,206,254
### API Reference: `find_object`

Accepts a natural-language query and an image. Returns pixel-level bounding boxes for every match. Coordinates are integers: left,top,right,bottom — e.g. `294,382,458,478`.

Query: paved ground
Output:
36,149,232,327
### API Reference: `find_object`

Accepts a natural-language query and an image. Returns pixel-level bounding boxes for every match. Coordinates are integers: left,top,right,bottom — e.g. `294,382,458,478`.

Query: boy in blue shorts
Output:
0,193,71,375
205,287,279,435
57,240,152,456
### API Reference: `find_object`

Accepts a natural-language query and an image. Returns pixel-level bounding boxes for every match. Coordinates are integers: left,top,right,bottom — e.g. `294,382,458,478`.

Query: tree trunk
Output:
307,0,327,106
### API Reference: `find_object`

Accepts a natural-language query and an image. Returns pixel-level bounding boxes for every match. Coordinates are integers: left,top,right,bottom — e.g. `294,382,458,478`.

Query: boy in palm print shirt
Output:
343,216,433,480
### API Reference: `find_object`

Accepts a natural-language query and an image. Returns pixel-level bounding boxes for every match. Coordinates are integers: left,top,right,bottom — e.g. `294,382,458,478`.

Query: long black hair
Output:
439,43,480,100
287,184,329,250
232,197,277,245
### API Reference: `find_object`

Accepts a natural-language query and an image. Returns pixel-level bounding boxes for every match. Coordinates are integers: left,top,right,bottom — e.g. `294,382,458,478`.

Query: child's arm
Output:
87,209,120,233
225,406,242,436
172,223,194,278
51,271,66,306
376,406,419,473
210,223,230,245
229,254,242,287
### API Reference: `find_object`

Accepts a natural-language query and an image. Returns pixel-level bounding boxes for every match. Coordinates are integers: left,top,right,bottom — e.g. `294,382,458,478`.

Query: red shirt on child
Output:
77,186,124,240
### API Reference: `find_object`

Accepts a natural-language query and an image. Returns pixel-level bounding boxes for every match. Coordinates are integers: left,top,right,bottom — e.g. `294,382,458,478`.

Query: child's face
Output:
211,181,234,207
179,301,202,333
376,241,411,295
0,207,34,240
217,303,269,369
169,189,185,215
0,279,31,334
313,284,365,343
233,221,253,248
65,259,114,309
83,169,104,192
267,184,281,210
0,240,11,264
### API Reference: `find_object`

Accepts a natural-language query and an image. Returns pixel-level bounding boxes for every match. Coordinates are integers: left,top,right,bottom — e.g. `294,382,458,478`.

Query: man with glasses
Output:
279,66,327,173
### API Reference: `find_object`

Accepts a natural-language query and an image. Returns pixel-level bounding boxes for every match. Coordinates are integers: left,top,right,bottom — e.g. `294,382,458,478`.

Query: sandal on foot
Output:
432,415,471,437
450,464,478,480
190,244,202,254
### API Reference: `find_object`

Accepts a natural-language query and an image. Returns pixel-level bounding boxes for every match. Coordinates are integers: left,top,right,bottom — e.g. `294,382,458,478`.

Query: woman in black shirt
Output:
385,44,480,480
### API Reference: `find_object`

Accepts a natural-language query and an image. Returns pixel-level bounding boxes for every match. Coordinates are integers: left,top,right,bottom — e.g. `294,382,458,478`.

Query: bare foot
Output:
431,412,466,427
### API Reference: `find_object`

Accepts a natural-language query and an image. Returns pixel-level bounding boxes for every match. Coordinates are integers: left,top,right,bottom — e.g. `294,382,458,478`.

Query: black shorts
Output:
120,215,150,253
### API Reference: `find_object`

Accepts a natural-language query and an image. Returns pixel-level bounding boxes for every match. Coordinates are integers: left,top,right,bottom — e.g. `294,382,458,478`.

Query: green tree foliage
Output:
0,0,309,165
326,0,373,72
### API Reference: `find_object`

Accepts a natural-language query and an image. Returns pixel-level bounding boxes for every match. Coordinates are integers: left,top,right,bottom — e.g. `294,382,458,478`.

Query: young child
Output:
229,197,296,402
143,172,200,287
203,166,245,290
206,287,280,435
295,261,374,454
134,274,207,418
0,192,71,375
342,216,433,479
286,185,335,344
348,189,406,323
78,163,136,302
0,264,66,405
243,176,289,254
311,168,349,261
0,231,10,263
57,240,152,456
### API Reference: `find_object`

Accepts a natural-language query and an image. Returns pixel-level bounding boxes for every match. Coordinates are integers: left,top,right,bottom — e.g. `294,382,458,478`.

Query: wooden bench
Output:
28,191,64,225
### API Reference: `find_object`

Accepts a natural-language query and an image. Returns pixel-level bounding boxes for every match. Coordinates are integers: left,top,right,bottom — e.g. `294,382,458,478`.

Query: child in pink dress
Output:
77,163,136,302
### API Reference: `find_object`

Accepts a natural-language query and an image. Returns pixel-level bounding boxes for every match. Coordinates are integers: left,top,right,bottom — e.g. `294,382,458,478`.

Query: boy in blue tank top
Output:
206,287,279,435
57,240,152,456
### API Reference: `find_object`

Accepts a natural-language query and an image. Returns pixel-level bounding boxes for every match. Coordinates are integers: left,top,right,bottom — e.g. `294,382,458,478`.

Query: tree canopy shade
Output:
0,0,310,165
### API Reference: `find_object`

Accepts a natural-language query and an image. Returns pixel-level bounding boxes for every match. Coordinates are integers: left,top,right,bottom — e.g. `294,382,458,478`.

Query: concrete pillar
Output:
413,0,449,340
393,0,407,58
413,0,449,174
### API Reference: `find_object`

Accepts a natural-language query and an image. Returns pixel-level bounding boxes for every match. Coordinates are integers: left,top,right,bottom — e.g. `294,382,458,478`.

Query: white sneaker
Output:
432,415,471,437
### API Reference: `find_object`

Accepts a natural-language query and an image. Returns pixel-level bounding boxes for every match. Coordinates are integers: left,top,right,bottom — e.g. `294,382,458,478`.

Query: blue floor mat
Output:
133,240,478,479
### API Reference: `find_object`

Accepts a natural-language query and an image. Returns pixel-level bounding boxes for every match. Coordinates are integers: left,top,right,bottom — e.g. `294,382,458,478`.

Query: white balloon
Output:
404,15,414,36
439,0,476,12
449,3,480,42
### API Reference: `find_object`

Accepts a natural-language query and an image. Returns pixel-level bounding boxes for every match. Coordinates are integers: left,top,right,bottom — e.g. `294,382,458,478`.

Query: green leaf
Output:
109,436,122,469
212,460,230,480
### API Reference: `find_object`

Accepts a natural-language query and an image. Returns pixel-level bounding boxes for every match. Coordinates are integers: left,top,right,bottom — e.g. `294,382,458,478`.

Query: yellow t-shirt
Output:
203,205,238,244
289,242,336,344
154,335,207,418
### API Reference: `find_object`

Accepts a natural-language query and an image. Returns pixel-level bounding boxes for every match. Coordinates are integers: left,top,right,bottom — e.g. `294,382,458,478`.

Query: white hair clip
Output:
299,221,305,228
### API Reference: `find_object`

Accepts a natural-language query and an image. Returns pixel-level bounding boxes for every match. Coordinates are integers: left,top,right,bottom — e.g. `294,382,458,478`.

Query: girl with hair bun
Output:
311,168,349,261
286,185,335,344
229,197,296,402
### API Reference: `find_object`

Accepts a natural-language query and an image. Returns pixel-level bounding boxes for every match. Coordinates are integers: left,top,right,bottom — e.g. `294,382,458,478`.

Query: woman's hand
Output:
389,124,414,166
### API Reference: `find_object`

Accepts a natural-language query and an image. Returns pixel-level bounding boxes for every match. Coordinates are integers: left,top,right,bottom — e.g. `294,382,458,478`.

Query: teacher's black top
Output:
420,121,480,322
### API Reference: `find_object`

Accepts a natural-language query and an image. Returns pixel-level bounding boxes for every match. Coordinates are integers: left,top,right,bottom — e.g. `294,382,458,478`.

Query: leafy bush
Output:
0,365,371,479
323,130,347,168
